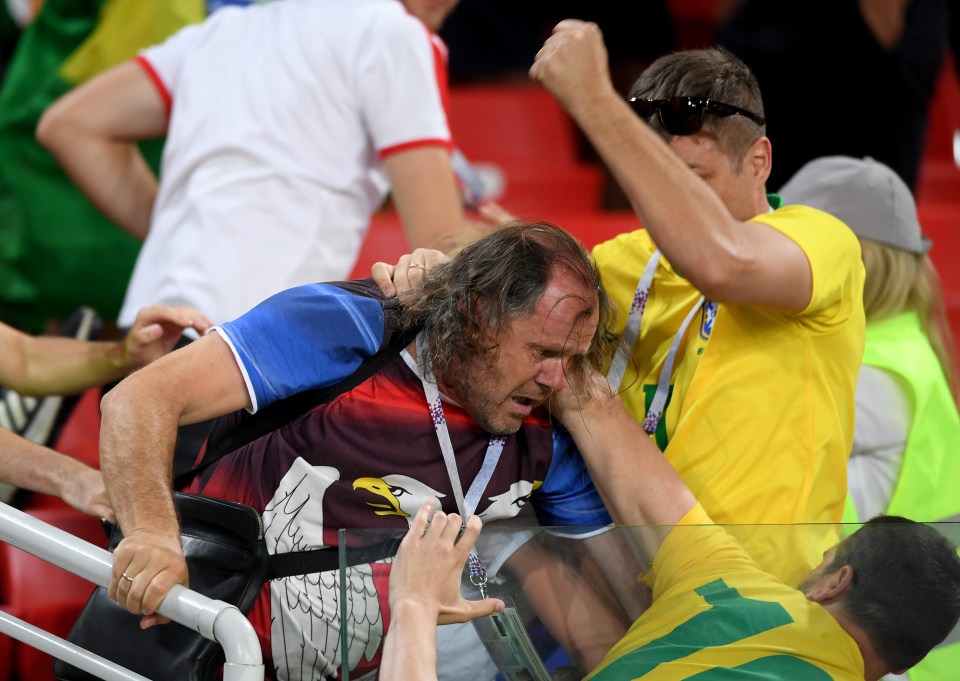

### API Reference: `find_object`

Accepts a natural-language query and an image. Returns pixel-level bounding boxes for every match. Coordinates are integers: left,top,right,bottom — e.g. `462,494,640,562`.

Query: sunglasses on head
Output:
628,96,766,136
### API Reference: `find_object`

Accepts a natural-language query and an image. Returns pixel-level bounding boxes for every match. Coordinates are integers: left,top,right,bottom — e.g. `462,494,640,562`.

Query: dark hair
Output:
399,221,614,383
630,48,766,165
827,516,960,671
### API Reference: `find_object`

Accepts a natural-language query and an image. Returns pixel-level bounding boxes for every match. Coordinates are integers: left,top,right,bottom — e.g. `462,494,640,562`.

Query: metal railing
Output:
0,502,264,681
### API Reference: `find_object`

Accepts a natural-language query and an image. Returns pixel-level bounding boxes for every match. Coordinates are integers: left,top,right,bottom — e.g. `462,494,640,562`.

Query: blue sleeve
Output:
216,283,386,412
533,428,612,527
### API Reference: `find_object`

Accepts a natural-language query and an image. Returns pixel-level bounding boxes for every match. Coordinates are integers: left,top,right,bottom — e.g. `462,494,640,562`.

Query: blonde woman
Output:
783,156,960,526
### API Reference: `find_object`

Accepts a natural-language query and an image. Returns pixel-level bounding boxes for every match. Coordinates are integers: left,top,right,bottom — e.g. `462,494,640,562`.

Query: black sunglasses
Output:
628,96,766,136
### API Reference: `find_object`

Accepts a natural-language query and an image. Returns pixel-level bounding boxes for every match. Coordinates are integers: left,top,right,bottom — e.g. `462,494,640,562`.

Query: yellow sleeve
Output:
752,205,865,331
59,0,204,85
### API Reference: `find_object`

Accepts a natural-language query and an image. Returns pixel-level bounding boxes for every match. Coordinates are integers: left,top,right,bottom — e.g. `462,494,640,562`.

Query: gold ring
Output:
121,573,135,583
409,263,426,271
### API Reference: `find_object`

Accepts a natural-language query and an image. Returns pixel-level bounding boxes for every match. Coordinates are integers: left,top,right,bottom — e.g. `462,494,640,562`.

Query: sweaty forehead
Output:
534,275,600,340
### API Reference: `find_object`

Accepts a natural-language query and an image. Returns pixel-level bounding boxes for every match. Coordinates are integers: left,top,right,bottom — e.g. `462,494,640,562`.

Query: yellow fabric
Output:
588,505,864,680
592,205,865,586
59,0,204,84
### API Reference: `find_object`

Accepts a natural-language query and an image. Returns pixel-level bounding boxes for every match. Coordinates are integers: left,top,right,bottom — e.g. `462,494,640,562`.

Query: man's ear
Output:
805,565,854,603
748,136,772,184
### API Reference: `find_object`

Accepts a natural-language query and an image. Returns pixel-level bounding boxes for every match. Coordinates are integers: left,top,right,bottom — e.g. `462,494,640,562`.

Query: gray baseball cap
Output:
779,156,932,255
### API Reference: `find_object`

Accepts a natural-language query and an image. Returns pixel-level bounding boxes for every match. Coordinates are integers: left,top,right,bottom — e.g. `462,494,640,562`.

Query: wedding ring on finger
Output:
121,572,135,583
409,263,426,271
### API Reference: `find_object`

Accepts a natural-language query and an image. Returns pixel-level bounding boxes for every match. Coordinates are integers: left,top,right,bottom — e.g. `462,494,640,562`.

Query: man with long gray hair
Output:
96,222,616,680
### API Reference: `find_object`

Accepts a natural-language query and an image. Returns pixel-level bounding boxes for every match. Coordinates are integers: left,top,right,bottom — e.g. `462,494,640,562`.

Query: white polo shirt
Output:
118,0,452,326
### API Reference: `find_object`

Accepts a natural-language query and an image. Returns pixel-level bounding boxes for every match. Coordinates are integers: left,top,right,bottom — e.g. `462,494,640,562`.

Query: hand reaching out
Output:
121,304,213,371
61,465,115,522
389,501,504,626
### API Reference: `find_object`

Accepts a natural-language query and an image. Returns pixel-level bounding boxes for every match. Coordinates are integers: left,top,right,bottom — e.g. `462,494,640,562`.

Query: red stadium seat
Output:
0,605,14,681
0,508,106,681
667,0,721,48
51,388,101,468
919,203,960,293
447,85,604,215
918,202,960,356
350,211,407,280
917,55,960,204
349,209,643,281
448,85,581,166
544,210,643,250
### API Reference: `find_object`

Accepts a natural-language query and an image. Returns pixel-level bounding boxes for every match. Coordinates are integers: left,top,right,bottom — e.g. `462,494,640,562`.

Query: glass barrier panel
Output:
338,521,960,681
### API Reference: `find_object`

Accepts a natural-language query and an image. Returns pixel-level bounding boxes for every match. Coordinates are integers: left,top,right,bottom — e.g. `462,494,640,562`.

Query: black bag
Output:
53,493,402,681
53,493,271,681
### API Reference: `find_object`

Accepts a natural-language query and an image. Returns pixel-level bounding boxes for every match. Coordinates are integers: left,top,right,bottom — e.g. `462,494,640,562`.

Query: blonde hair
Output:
860,239,959,405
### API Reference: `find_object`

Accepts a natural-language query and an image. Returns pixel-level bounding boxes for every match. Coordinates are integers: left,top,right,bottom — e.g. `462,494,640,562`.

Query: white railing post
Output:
0,502,264,681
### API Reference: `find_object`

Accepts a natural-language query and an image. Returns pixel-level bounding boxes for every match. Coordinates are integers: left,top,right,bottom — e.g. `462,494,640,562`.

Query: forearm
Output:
10,335,132,397
99,378,181,538
558,389,696,529
384,146,466,253
509,540,629,672
567,89,746,289
36,60,168,241
859,0,912,49
41,131,156,239
380,600,439,681
0,429,92,498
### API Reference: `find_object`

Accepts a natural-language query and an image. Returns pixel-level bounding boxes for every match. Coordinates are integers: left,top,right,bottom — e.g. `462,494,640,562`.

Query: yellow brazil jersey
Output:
587,505,865,680
592,205,865,586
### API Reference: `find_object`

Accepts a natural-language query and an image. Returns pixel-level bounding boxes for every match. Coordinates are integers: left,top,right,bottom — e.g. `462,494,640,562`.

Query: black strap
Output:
266,537,403,579
173,324,416,491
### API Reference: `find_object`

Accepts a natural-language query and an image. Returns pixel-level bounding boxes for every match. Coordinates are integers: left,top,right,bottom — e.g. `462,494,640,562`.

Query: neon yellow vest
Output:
845,312,960,681
847,312,960,521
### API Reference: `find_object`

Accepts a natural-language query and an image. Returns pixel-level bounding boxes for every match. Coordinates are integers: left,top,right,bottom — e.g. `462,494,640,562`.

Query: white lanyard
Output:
606,249,707,435
416,331,505,594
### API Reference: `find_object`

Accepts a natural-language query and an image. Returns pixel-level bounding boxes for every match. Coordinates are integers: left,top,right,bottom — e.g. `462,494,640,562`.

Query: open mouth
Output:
509,395,541,415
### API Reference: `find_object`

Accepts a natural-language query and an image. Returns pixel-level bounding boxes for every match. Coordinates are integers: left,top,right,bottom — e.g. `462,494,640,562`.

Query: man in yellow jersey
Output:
529,21,866,586
378,369,960,681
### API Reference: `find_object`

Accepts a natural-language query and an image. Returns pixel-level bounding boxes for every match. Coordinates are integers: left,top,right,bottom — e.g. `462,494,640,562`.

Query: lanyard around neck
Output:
415,331,506,595
606,249,708,435
415,331,506,518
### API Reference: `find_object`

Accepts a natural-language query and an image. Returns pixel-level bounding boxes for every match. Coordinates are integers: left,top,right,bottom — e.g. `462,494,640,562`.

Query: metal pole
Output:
0,502,264,680
0,610,149,681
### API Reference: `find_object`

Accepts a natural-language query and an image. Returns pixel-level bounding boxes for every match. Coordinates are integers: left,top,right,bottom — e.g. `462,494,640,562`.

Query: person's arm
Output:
370,202,517,299
504,536,631,673
370,247,450,300
36,60,168,240
0,305,211,397
859,0,913,49
381,502,503,681
0,429,113,520
529,21,813,312
384,146,465,253
99,332,250,627
551,365,697,531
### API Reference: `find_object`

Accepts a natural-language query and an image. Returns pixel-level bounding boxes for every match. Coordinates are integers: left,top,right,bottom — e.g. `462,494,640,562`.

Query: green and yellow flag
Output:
0,0,203,332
